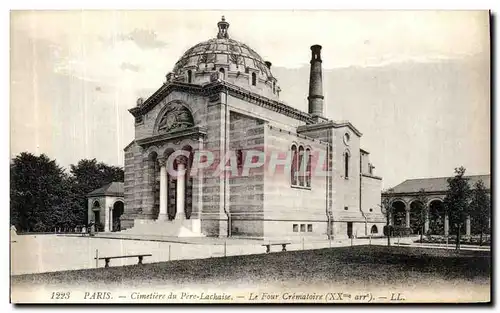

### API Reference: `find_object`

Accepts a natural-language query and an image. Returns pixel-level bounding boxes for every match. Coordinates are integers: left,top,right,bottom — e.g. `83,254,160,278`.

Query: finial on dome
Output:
217,16,230,39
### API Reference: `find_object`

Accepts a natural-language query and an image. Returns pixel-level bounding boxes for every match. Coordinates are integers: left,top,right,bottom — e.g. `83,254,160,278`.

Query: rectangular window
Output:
307,224,313,232
293,224,298,232
300,224,306,232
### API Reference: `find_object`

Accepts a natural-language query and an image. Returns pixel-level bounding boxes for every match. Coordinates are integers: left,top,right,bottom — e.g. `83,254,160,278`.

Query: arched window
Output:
298,146,305,186
344,151,350,179
306,148,311,187
236,149,243,169
187,70,192,83
251,72,257,86
273,81,276,94
219,68,225,80
291,145,297,186
93,201,100,209
371,225,378,234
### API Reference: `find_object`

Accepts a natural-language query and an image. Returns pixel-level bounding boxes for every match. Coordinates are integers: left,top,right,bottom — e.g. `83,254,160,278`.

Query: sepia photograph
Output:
9,10,491,303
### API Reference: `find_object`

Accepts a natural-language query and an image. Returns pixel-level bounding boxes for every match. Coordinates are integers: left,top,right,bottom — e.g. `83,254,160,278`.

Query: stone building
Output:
117,17,384,239
382,174,491,237
87,182,124,232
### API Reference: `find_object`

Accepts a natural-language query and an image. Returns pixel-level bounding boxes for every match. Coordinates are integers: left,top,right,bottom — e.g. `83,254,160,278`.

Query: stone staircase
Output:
119,219,204,237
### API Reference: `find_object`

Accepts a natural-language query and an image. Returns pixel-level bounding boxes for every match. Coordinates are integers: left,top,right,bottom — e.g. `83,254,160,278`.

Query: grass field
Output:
12,245,490,291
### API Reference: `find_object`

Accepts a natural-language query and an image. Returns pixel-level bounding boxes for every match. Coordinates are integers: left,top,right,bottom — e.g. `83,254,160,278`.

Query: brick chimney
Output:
308,45,324,117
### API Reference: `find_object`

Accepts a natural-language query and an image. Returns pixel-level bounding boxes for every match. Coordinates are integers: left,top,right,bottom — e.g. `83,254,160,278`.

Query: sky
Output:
10,10,490,188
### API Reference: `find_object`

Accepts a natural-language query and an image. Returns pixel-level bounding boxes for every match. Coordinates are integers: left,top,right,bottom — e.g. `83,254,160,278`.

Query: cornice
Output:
382,189,491,198
129,81,313,123
361,173,383,181
297,121,363,137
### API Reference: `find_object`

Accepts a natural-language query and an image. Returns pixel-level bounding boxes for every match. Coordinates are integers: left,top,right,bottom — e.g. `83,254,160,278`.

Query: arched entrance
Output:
370,225,378,234
429,199,445,235
92,201,101,230
112,201,124,232
391,200,406,226
409,200,425,235
167,145,194,220
148,151,160,218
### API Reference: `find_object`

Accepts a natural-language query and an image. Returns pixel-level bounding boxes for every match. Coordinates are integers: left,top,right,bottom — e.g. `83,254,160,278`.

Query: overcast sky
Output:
10,10,490,188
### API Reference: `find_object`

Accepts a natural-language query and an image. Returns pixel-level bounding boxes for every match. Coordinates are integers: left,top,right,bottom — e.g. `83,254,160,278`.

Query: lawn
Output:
12,245,490,291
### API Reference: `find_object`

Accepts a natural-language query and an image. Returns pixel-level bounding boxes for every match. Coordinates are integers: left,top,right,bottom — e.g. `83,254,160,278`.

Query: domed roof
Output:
171,16,273,81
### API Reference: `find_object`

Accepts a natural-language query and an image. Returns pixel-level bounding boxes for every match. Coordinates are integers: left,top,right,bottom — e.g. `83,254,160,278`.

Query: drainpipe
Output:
359,154,367,236
326,131,332,239
360,207,368,237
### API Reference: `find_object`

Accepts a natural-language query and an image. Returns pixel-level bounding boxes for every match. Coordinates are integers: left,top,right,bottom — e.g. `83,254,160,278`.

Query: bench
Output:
94,254,152,268
261,242,292,253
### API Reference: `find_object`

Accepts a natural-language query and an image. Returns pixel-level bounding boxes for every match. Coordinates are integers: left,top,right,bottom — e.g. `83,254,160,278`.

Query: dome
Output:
167,16,280,99
172,37,273,81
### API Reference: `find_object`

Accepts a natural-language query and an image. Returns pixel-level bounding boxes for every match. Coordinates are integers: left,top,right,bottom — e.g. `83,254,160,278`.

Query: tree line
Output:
10,152,124,233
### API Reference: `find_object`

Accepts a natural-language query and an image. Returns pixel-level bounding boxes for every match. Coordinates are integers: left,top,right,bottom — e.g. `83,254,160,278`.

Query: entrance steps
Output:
118,219,204,237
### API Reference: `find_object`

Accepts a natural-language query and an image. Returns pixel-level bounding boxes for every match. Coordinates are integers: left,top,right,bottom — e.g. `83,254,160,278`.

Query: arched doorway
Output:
409,200,425,235
391,200,406,226
429,199,445,235
112,201,124,232
148,151,160,218
370,225,378,234
92,200,101,230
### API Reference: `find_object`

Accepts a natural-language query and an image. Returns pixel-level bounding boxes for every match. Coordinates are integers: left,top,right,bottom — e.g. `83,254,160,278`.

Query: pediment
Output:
155,100,195,134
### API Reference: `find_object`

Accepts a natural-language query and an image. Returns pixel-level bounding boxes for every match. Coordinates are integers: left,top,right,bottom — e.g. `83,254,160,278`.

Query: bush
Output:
384,226,412,237
415,235,491,246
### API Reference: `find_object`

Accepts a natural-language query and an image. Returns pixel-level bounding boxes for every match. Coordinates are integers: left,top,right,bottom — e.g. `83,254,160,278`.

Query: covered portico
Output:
87,182,125,232
382,175,490,237
122,125,207,236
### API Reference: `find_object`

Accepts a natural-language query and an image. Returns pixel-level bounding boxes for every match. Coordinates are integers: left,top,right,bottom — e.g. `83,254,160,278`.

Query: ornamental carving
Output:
157,101,195,134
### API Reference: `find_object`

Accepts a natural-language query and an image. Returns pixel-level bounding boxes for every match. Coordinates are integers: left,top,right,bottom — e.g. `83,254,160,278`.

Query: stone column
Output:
405,209,410,228
424,210,429,233
158,158,168,221
176,162,186,220
104,205,110,232
466,215,471,237
444,213,449,236
109,207,113,232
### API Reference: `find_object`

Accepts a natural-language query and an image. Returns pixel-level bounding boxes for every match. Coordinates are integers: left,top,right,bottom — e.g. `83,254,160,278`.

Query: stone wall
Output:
330,127,364,233
200,94,226,237
361,175,385,223
360,150,370,174
122,141,146,229
263,125,328,237
228,111,265,237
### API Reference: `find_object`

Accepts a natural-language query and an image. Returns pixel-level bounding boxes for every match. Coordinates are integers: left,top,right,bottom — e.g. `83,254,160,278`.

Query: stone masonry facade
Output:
119,17,384,239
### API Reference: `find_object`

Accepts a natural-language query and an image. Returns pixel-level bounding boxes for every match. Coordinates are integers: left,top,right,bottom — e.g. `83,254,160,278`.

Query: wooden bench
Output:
262,242,291,253
94,254,152,268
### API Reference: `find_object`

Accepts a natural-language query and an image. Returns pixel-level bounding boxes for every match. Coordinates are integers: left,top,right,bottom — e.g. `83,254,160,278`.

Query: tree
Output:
412,188,429,242
470,179,490,246
10,153,69,232
380,188,395,247
443,167,471,250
